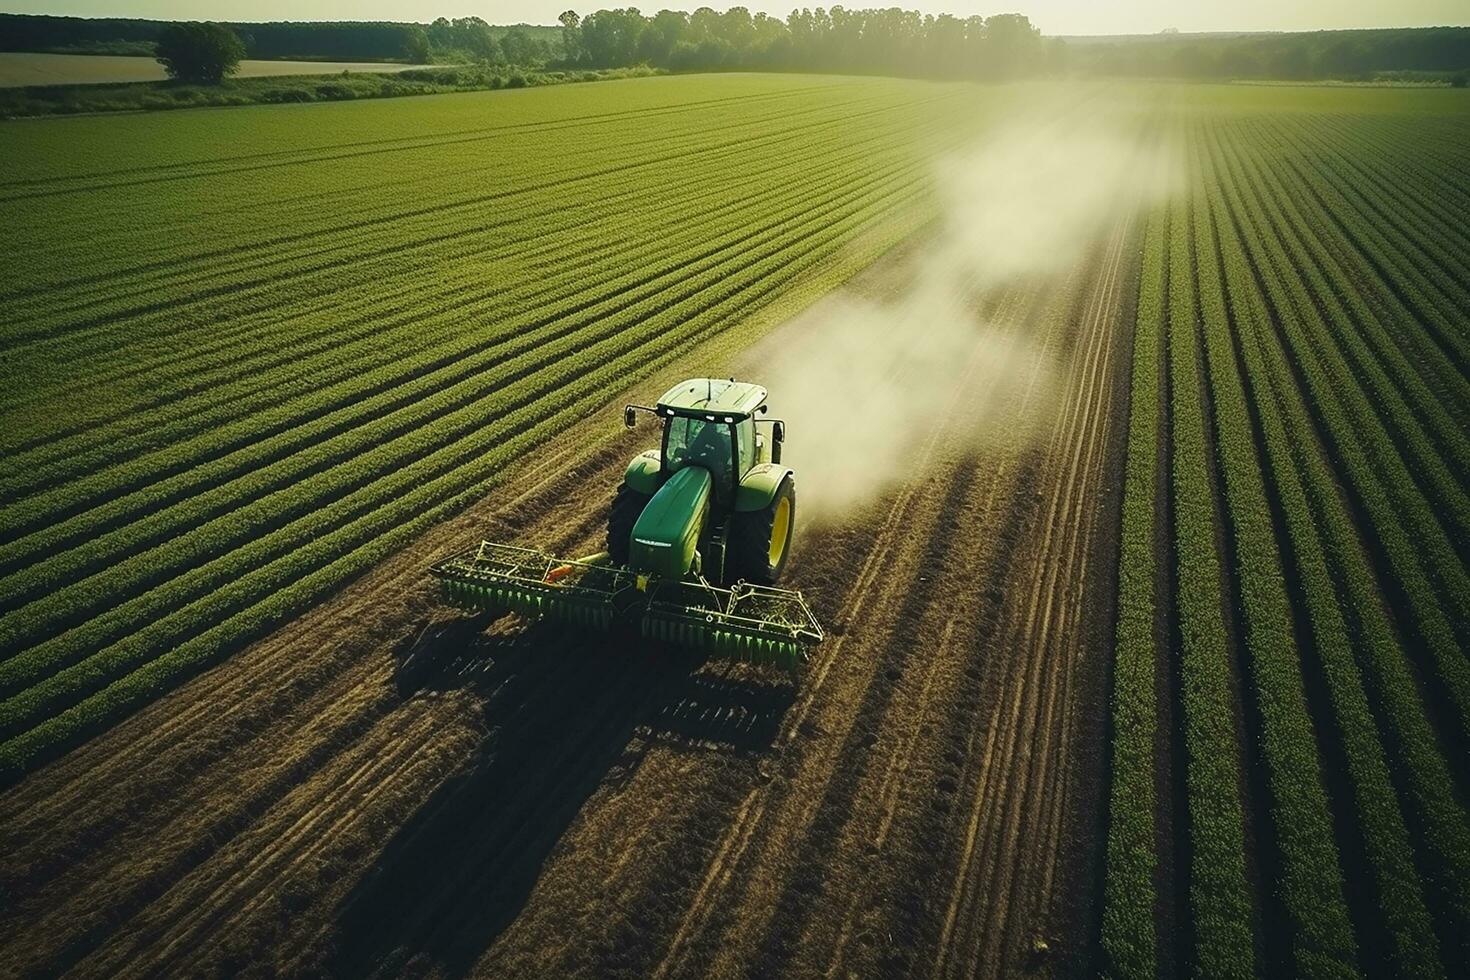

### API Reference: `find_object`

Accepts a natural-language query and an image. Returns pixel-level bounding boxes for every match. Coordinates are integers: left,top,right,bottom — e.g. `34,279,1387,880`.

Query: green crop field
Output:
1104,85,1470,978
1,71,1467,978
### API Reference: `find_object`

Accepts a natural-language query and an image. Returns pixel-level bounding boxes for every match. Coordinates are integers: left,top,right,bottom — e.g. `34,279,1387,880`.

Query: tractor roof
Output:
656,378,767,420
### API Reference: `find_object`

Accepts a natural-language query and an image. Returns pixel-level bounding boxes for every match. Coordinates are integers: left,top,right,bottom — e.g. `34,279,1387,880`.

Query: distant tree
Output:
981,13,1042,79
1267,41,1313,79
428,16,454,50
426,15,500,62
454,16,498,60
1318,39,1373,79
155,22,245,84
403,26,430,64
500,27,540,65
926,14,969,78
559,10,584,63
1217,44,1262,78
638,9,688,64
579,8,647,66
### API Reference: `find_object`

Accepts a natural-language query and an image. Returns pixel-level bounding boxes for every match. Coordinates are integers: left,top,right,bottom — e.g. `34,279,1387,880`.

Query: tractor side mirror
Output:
624,406,638,429
772,420,785,443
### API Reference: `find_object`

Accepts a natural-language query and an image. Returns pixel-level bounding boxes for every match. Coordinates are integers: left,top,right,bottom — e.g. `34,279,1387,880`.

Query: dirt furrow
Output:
932,211,1133,978
87,706,459,977
991,213,1131,966
799,316,1065,978
934,243,1117,975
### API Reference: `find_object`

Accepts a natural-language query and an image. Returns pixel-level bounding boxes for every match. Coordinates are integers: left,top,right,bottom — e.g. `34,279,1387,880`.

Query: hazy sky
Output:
8,1,1466,35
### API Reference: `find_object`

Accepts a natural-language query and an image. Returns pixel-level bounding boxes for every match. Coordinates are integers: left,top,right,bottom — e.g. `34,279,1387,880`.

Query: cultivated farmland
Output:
1,75,1467,979
1104,86,1470,979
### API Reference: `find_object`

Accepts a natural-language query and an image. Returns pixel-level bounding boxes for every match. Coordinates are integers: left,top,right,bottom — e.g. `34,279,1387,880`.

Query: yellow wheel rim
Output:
769,497,792,566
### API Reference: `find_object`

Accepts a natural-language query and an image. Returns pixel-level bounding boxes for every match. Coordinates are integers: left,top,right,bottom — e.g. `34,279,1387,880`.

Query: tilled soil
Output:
0,214,1138,979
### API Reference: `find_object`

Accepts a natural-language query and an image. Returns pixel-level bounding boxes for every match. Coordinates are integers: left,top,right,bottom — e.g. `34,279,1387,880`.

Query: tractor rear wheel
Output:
729,477,795,585
607,482,649,566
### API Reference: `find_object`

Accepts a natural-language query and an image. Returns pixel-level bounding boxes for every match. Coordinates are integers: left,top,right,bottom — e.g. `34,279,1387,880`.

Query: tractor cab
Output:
642,379,777,502
617,378,794,586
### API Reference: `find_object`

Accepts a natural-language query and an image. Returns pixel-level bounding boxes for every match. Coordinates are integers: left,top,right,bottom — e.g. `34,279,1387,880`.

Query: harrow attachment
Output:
430,542,824,670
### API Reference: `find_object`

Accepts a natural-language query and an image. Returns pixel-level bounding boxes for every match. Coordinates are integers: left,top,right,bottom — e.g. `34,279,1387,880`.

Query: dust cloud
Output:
762,104,1179,520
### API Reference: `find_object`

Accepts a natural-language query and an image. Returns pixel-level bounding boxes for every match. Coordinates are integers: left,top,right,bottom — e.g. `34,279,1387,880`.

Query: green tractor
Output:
430,379,823,669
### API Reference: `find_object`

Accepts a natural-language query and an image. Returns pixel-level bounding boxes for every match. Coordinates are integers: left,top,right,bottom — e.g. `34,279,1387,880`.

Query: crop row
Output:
1,88,915,337
1222,121,1470,563
0,93,958,469
1105,94,1470,978
1251,137,1470,427
0,116,952,540
1163,176,1255,980
1303,116,1470,303
1234,118,1470,482
0,156,930,774
0,78,973,760
1101,201,1168,979
2,145,788,471
1207,117,1470,962
1,79,854,197
0,82,882,302
0,86,882,449
1190,126,1359,977
1271,116,1470,411
1261,123,1470,376
1270,117,1464,387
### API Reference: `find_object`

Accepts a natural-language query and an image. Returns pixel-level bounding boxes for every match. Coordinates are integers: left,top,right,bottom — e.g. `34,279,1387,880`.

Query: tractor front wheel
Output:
729,477,796,585
607,482,649,566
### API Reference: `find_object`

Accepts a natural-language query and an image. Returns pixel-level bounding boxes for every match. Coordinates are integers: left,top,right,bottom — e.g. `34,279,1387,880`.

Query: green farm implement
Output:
431,379,823,668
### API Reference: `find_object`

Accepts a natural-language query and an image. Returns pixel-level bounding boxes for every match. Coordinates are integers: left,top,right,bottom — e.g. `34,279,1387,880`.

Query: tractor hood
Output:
629,465,711,579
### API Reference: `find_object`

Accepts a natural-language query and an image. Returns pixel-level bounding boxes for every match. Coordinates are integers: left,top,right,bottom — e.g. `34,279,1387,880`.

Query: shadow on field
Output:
328,612,794,978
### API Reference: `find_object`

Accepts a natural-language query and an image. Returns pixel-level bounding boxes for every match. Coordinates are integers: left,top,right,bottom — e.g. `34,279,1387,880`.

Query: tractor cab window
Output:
736,417,756,475
664,415,736,498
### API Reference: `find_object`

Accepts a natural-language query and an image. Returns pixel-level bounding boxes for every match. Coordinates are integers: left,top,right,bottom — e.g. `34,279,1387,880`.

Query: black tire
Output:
728,477,796,585
607,482,649,566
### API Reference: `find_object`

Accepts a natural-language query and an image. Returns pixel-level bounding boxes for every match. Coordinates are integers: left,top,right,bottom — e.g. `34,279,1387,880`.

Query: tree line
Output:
1071,27,1470,82
556,11,1467,81
0,14,558,65
1,11,1465,83
558,8,1055,78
